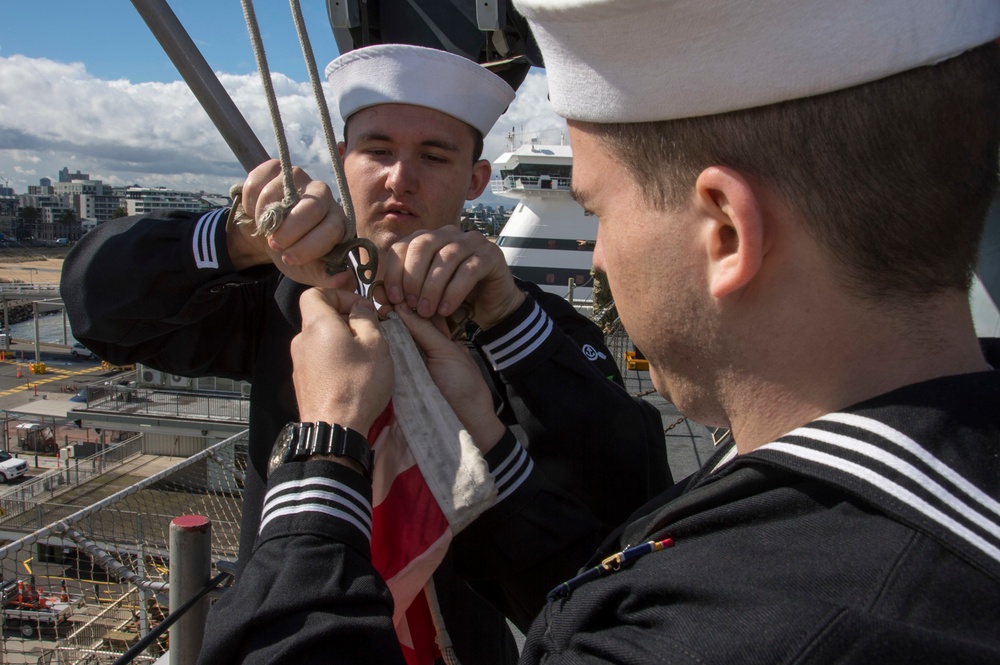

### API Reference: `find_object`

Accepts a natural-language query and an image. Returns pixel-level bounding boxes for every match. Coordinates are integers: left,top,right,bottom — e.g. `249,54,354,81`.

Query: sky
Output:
0,1,566,205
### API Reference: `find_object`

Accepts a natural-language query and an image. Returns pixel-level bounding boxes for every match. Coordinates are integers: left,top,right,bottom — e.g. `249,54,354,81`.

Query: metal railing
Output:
0,437,144,524
0,284,61,295
490,174,573,194
81,383,251,424
0,432,247,664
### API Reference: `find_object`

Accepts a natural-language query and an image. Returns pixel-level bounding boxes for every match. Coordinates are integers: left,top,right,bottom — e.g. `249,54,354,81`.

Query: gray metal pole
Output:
137,516,149,639
3,295,9,340
131,0,269,172
169,514,212,665
32,301,40,365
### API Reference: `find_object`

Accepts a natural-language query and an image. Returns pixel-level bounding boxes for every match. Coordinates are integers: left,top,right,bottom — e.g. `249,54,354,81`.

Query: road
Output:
0,338,130,487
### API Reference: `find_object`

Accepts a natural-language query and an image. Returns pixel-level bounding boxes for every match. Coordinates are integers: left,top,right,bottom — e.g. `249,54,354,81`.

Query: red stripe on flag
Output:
367,401,394,442
400,588,440,665
371,464,450,580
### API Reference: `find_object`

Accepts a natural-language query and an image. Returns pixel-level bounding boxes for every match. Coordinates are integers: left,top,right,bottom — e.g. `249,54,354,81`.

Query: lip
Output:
380,202,418,220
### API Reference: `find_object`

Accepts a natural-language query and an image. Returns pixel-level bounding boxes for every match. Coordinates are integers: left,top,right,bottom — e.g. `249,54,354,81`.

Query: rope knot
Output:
255,199,295,237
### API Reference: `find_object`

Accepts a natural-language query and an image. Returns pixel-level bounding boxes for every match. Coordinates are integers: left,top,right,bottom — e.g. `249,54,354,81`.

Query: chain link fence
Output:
0,432,247,664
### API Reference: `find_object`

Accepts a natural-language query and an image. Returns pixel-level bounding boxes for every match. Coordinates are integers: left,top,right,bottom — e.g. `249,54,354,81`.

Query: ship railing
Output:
0,284,61,295
0,436,144,522
79,382,251,424
491,174,573,194
0,432,247,664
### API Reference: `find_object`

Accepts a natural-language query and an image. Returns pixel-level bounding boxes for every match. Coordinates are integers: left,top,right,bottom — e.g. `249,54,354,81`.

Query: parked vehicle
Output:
15,423,57,454
0,451,28,483
1,577,85,637
70,342,98,360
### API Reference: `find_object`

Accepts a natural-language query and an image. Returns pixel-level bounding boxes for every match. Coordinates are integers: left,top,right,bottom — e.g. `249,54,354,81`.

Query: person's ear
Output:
337,141,346,158
467,159,492,200
695,166,764,299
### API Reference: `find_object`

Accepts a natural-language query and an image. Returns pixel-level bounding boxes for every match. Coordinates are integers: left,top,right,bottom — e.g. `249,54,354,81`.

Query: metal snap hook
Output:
322,237,378,286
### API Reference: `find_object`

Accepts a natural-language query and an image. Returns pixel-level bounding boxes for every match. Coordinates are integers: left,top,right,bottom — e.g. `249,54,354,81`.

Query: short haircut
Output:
594,41,1000,303
343,116,484,163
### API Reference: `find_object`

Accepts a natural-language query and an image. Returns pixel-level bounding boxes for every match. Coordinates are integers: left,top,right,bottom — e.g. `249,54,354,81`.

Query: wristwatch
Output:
268,422,373,481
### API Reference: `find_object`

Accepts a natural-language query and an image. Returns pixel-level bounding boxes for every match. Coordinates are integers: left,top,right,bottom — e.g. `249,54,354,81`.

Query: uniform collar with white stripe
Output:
750,369,1000,582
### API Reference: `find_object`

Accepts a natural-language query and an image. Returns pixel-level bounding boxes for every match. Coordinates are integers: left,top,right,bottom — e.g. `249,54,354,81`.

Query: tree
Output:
58,209,77,238
111,207,128,219
16,206,38,240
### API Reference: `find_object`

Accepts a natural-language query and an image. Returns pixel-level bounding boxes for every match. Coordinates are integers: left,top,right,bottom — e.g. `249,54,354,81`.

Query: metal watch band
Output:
297,422,373,480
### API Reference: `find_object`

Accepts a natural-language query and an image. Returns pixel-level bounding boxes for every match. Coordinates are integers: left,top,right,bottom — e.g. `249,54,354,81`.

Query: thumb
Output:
396,304,453,355
348,298,382,343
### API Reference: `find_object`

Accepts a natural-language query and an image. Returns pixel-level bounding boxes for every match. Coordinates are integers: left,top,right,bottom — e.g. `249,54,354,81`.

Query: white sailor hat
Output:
325,44,516,135
512,0,1000,123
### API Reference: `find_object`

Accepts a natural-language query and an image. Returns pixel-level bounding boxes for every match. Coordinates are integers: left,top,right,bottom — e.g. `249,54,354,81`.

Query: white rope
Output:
287,0,357,235
240,0,297,237
239,0,376,279
424,579,463,665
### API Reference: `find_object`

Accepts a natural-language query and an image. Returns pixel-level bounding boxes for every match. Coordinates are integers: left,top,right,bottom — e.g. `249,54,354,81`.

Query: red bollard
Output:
33,384,37,396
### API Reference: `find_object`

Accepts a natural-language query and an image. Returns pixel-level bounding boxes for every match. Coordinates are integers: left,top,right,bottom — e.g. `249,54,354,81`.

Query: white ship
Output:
491,137,597,302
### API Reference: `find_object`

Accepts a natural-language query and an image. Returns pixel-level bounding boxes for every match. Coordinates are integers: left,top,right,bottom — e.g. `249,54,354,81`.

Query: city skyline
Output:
0,2,565,206
2,168,514,216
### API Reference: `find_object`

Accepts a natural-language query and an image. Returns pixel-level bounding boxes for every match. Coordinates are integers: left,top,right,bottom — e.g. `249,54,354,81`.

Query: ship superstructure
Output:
492,137,597,302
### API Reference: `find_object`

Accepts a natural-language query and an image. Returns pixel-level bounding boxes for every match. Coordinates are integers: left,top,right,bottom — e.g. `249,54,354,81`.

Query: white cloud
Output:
0,55,562,203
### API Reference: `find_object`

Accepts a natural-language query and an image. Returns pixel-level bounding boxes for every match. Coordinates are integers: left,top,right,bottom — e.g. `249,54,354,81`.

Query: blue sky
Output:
0,2,561,199
0,2,340,84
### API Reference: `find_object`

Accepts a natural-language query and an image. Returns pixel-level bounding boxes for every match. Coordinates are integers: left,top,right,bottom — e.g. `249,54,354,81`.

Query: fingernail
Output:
355,299,375,313
388,286,402,303
282,253,297,266
438,301,451,316
406,295,418,310
418,298,432,316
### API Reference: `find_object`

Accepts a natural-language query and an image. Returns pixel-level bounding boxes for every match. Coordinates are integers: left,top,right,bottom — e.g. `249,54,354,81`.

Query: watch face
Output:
268,423,296,477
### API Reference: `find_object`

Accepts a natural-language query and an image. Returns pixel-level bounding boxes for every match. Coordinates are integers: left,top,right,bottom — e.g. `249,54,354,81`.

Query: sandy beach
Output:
0,257,65,286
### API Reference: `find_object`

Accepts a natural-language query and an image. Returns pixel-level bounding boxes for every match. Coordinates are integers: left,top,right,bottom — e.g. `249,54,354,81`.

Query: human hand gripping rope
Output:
234,0,377,289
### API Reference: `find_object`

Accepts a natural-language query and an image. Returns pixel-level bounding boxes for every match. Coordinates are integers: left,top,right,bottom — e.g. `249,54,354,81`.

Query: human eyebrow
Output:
352,131,393,144
420,138,461,154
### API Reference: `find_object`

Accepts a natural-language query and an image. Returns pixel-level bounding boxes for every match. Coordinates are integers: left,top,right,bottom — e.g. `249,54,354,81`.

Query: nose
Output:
385,158,418,196
592,233,607,274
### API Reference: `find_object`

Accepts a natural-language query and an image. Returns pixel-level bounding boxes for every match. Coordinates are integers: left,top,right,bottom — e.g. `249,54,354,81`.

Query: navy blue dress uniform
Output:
190,344,1000,664
61,205,670,664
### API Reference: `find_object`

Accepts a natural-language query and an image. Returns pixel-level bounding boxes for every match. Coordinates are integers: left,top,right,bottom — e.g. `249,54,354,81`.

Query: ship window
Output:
545,273,556,284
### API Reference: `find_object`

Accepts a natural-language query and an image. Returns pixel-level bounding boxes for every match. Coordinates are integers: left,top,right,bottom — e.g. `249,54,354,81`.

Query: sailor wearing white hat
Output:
187,2,1000,663
317,43,516,260
482,0,1000,662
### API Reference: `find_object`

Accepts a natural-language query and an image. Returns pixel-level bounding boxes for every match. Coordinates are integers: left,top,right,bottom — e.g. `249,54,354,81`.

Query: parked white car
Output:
0,451,28,483
71,342,98,360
